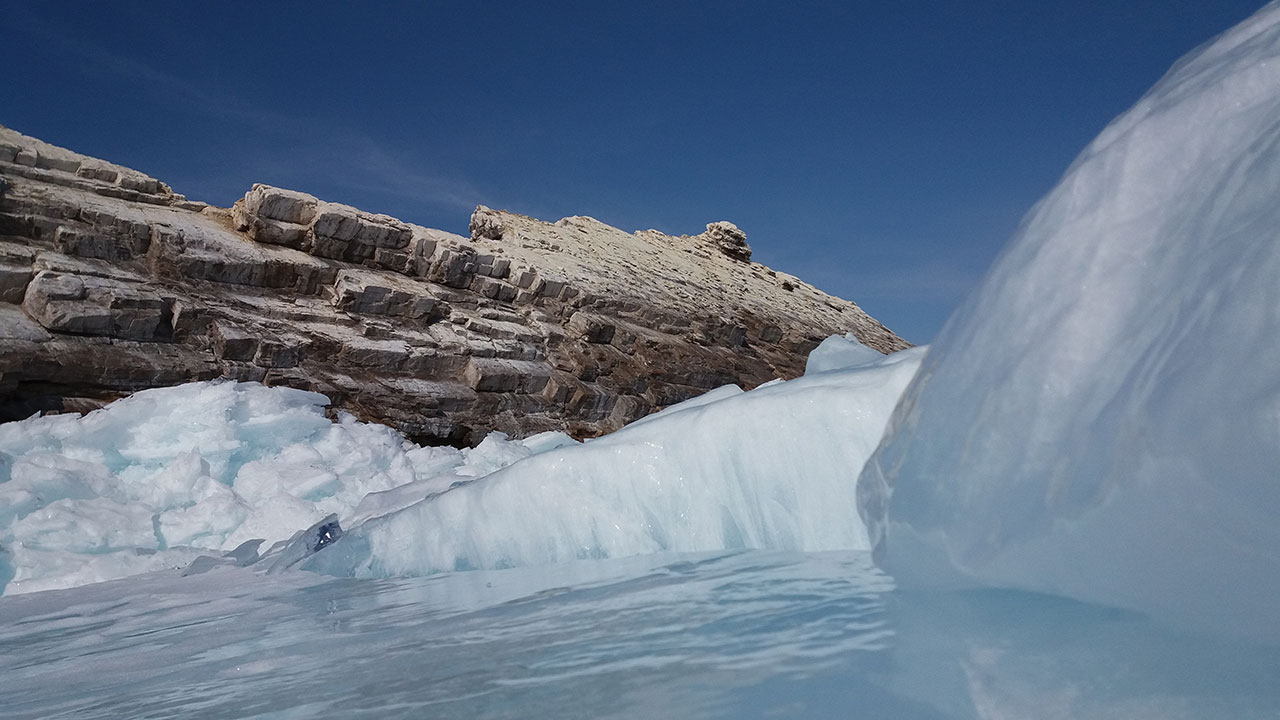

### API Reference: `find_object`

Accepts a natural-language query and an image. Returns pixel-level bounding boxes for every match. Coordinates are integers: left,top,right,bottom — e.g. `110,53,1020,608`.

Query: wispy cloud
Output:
322,137,483,212
847,259,987,303
17,9,484,214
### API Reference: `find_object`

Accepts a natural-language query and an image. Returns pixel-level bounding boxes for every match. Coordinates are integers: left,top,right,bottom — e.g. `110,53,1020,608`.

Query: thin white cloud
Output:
850,259,986,303
18,8,484,214
331,137,483,212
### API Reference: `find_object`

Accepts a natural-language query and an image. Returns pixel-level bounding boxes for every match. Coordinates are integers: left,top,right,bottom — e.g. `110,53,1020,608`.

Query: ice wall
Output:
305,347,925,579
858,3,1280,641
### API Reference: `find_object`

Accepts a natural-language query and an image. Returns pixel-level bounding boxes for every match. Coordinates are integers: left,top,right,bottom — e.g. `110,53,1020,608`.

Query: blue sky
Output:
3,1,1265,343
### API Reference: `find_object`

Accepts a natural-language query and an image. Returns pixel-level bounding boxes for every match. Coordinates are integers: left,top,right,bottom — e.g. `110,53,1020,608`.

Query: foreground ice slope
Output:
306,344,924,578
859,2,1280,641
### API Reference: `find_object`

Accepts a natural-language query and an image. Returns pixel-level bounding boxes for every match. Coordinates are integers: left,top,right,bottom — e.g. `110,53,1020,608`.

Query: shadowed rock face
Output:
0,126,908,445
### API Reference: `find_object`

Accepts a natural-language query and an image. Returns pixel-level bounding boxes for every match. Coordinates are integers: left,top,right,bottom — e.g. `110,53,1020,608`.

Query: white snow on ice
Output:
0,381,576,593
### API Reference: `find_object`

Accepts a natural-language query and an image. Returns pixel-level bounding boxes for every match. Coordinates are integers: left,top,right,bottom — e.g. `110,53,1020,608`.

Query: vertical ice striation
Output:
858,2,1280,641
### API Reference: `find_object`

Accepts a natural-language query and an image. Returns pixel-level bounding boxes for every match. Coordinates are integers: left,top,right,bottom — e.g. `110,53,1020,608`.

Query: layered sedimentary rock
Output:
0,126,907,444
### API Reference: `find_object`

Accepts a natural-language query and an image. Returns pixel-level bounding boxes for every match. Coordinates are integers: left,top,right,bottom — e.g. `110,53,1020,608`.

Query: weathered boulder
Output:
232,207,309,249
470,205,506,241
243,184,318,225
313,204,410,247
22,271,170,340
566,311,616,344
21,271,89,324
0,304,51,342
331,269,442,320
700,221,752,262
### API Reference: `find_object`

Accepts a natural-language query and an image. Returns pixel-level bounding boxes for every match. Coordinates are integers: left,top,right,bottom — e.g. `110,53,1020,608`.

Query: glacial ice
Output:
804,332,884,375
304,346,923,579
265,513,344,574
858,1,1280,642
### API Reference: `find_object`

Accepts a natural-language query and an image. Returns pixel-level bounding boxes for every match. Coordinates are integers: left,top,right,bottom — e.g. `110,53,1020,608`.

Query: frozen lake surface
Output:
3,549,1278,719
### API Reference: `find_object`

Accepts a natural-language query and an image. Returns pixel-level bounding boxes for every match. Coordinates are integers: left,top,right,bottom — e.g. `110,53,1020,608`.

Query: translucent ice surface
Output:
5,550,1279,719
804,332,884,375
859,2,1280,642
306,347,924,578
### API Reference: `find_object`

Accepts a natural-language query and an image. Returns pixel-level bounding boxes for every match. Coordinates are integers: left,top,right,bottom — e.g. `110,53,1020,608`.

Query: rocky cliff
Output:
0,126,908,444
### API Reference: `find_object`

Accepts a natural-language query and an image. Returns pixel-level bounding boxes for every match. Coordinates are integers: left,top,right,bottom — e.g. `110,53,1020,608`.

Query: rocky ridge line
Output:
0,126,908,444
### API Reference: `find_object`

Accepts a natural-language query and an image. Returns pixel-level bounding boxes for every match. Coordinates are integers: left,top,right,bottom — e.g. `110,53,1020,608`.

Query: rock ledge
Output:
0,126,907,443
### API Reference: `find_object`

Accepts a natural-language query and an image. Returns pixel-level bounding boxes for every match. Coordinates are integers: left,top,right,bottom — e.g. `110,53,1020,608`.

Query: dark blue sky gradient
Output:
2,1,1266,342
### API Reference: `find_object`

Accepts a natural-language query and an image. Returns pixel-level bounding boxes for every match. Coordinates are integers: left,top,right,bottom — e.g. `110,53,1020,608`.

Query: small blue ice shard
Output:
181,538,268,577
266,514,344,574
226,538,265,566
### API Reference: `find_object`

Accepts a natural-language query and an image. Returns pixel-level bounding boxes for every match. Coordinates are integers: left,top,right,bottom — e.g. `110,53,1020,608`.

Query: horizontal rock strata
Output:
0,126,908,444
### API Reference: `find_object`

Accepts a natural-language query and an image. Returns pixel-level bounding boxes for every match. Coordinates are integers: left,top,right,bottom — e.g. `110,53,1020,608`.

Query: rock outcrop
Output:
0,126,908,444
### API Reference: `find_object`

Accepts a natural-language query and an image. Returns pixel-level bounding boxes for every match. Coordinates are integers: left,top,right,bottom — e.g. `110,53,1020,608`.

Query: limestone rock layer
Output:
0,126,908,444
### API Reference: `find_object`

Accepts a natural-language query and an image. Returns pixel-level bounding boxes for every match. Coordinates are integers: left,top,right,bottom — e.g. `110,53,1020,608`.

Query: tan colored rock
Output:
23,271,110,335
243,184,318,225
53,226,130,261
331,269,443,320
566,311,616,344
232,202,309,248
0,125,908,443
470,205,506,240
700,221,752,262
311,202,412,253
